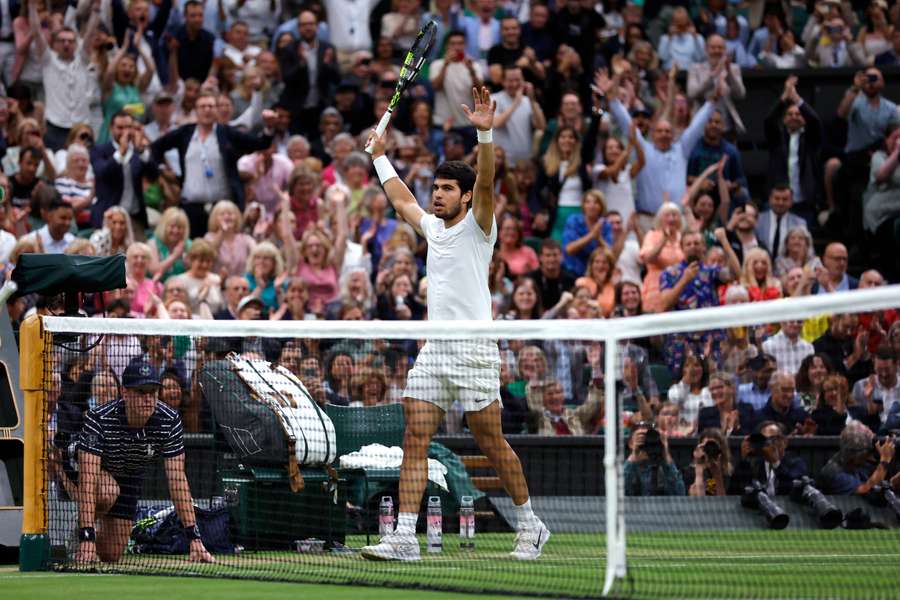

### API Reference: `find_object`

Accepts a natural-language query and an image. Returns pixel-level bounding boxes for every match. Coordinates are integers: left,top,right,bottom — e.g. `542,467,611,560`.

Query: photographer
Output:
624,422,686,496
733,421,809,496
686,428,734,496
819,422,900,495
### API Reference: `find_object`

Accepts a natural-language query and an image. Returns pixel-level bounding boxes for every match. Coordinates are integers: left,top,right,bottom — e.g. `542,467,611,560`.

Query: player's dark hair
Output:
434,161,476,196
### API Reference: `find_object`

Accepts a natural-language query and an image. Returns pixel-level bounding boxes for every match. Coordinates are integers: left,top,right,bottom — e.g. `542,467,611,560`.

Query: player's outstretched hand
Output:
189,539,216,563
366,128,388,158
462,86,496,132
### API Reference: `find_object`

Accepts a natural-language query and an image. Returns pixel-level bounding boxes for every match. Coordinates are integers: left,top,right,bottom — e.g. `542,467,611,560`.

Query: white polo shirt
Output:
419,209,495,321
41,43,94,129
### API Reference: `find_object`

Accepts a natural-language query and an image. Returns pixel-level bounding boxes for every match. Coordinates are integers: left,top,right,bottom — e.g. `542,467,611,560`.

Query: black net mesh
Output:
42,328,606,597
611,307,900,599
38,305,900,599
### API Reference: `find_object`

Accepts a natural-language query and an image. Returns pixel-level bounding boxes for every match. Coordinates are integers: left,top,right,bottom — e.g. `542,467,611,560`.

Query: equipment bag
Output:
130,505,236,555
199,354,337,492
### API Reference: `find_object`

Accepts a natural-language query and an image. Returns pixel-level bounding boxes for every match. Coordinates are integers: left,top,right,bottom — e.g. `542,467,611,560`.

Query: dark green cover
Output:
12,254,125,296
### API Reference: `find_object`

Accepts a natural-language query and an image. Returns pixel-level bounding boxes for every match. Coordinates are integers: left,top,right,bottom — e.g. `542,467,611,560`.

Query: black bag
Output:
131,505,236,554
199,359,290,465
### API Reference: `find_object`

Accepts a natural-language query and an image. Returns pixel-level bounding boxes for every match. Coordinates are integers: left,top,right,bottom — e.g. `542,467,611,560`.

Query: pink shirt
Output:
237,153,294,214
204,232,256,278
131,277,162,316
499,244,539,277
296,261,339,309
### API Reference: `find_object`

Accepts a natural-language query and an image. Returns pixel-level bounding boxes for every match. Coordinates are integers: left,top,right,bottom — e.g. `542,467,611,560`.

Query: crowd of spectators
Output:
5,0,900,495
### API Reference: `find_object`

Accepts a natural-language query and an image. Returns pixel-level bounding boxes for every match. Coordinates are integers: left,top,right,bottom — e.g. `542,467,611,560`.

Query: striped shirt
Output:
78,399,184,477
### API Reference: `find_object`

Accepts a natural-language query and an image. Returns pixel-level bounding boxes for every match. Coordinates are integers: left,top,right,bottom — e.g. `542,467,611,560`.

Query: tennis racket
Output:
365,20,437,154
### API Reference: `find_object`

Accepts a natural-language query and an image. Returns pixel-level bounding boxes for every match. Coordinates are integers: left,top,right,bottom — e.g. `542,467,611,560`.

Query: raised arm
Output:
133,27,157,92
28,1,48,59
463,85,498,235
367,129,426,236
80,2,101,61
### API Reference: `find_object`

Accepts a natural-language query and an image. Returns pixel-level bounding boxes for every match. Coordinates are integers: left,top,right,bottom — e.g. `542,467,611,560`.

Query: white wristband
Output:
477,129,493,144
373,155,398,184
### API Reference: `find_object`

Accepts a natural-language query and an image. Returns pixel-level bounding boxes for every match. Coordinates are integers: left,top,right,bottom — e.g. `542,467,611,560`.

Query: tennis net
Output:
23,284,900,599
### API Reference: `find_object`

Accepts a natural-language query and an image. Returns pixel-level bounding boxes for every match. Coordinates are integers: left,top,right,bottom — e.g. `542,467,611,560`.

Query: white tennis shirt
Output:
419,209,496,321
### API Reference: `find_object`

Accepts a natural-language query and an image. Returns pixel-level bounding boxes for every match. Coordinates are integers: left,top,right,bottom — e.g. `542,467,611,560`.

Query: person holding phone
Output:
658,230,740,378
429,30,483,147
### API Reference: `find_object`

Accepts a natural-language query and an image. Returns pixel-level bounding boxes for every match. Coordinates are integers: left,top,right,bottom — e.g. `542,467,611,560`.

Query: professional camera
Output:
641,426,664,463
748,432,771,452
741,480,790,529
701,439,721,461
790,477,842,529
867,482,900,523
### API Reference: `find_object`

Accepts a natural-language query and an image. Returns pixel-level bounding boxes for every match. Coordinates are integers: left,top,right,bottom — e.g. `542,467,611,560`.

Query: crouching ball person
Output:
360,87,550,561
74,358,214,564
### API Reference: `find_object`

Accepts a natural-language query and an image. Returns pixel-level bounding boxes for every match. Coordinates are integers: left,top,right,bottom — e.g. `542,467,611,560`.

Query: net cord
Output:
42,285,900,340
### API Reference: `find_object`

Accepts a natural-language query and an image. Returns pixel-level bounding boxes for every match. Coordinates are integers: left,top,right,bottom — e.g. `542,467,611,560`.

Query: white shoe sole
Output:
510,525,551,560
360,546,421,562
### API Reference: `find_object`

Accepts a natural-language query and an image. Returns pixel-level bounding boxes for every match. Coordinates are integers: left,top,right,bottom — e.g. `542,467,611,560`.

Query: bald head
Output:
653,119,674,151
859,269,885,288
823,242,849,280
706,34,726,63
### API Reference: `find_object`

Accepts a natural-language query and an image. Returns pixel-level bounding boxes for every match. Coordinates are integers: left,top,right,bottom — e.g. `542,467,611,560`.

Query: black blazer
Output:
732,452,809,496
276,40,341,115
90,142,159,228
764,99,823,207
150,124,274,209
696,402,757,436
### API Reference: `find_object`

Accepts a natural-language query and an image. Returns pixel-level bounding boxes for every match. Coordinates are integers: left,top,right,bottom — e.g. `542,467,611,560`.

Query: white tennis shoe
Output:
510,519,551,560
360,531,421,561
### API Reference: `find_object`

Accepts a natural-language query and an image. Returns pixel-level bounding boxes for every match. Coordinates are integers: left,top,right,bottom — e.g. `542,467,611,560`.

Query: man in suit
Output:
151,93,277,237
90,111,158,238
754,184,807,259
276,9,341,138
764,76,823,226
732,421,809,496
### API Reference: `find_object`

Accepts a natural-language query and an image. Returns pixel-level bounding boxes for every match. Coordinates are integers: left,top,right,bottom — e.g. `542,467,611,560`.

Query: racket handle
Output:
365,110,394,154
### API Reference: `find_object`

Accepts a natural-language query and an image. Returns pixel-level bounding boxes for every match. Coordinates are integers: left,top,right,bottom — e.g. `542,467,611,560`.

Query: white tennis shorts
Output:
404,340,502,413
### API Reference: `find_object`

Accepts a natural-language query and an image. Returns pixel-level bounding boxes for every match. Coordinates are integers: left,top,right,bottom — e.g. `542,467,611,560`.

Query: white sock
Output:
396,512,417,535
514,499,536,528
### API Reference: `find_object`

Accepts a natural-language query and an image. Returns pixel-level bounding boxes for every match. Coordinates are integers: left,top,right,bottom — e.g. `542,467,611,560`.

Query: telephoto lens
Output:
790,477,842,529
742,480,790,530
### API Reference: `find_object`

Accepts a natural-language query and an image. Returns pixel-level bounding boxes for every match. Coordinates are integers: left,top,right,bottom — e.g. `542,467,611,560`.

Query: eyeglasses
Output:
78,133,93,141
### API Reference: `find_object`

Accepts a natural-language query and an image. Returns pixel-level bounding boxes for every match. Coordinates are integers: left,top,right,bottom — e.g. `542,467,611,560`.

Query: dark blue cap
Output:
122,358,162,388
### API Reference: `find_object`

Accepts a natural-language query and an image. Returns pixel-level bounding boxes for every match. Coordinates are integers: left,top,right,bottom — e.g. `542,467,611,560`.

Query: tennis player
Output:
361,86,550,561
73,358,214,564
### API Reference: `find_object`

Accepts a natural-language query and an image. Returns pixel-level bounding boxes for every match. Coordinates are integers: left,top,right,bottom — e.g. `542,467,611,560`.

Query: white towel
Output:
339,444,449,491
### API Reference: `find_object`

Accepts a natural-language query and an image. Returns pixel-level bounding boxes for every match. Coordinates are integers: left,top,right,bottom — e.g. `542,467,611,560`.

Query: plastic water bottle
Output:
379,496,394,536
426,496,442,553
459,495,475,552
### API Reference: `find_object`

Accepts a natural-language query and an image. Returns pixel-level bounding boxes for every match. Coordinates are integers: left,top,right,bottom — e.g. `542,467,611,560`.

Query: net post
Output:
18,314,49,571
602,334,625,596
